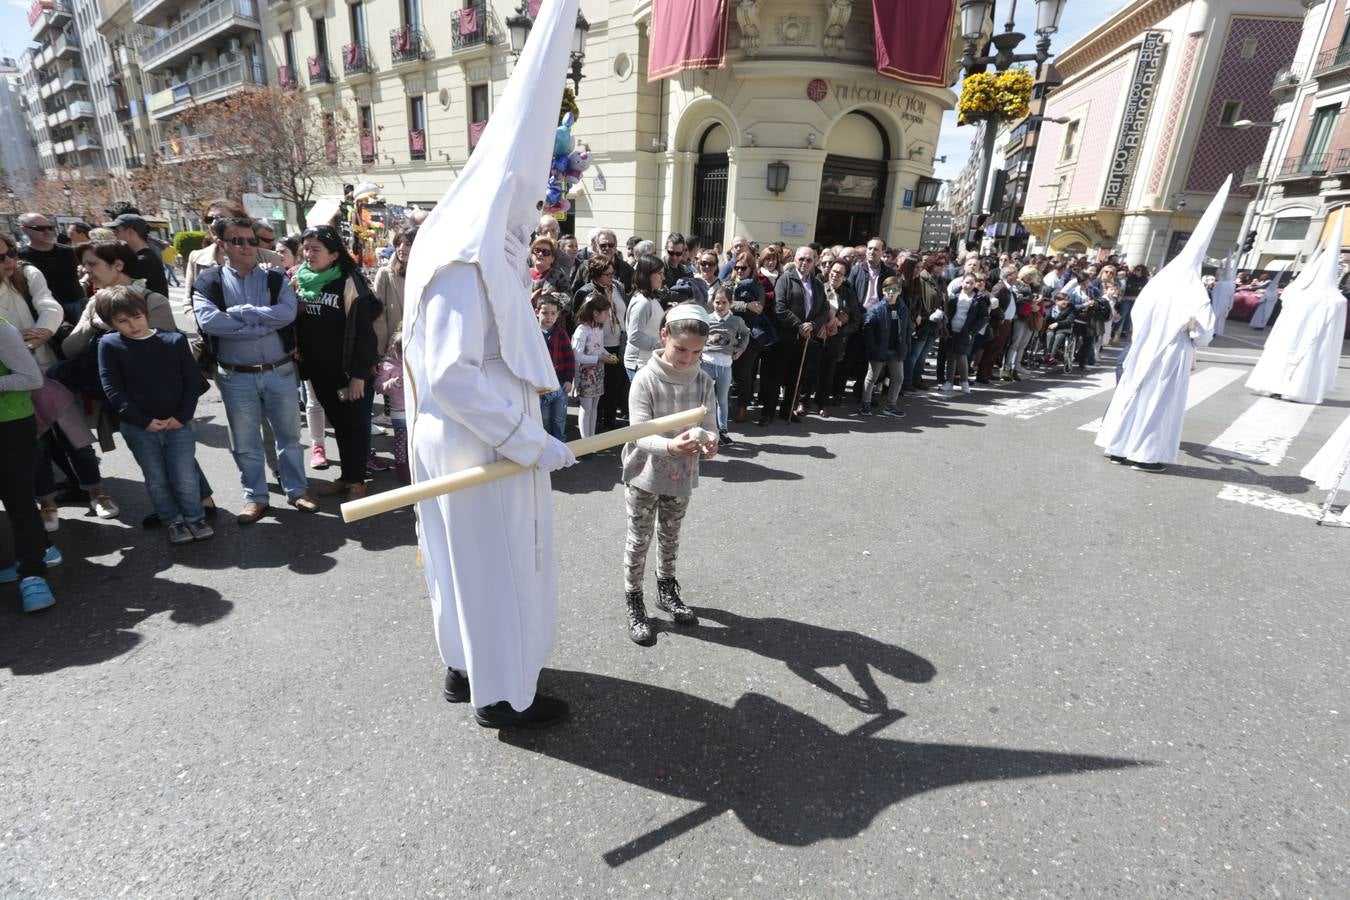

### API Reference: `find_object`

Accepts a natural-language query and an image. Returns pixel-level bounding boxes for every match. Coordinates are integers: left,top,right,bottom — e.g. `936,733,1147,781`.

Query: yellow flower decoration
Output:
958,68,1033,125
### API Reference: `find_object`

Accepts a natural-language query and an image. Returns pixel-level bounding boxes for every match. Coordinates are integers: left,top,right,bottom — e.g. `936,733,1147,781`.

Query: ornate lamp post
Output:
958,0,1068,225
506,2,590,94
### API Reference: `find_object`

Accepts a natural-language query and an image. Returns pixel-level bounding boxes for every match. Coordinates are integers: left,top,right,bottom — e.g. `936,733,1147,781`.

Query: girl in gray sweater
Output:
620,303,719,646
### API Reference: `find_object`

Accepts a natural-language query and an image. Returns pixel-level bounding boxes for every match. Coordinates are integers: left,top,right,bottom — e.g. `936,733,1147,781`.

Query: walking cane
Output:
786,334,811,420
1314,442,1350,526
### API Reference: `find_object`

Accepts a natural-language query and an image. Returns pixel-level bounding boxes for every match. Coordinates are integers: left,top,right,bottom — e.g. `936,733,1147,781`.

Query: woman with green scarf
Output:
293,226,382,501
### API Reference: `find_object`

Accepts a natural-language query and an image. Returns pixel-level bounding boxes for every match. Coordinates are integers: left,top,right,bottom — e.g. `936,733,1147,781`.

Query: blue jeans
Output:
120,421,202,525
216,362,307,503
700,360,732,432
905,331,937,387
539,388,568,442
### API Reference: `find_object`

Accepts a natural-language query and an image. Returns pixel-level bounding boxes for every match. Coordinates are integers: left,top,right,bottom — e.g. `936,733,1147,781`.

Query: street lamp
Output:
960,0,1069,228
506,2,590,94
1232,118,1282,268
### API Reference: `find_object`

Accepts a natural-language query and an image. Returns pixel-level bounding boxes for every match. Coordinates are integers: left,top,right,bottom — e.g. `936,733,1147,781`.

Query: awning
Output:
306,197,342,227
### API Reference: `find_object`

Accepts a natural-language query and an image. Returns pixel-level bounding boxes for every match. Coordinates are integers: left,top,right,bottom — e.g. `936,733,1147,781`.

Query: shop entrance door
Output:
815,154,888,246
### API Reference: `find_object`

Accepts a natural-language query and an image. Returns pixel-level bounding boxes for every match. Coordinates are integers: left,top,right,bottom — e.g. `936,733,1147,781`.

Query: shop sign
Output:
829,82,928,124
781,222,808,237
1102,30,1167,209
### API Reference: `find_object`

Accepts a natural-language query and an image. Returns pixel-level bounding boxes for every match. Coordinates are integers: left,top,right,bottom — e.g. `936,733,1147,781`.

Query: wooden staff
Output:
787,334,811,419
341,406,708,523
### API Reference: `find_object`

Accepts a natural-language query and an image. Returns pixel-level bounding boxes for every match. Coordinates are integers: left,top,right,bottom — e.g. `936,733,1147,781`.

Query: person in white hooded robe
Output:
1210,255,1237,337
1095,176,1231,471
1246,210,1348,405
401,0,581,729
1248,261,1288,330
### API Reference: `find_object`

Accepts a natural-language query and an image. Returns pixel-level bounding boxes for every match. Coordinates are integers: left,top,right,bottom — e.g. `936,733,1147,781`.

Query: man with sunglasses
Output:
662,232,691,290
717,234,750,280
571,227,633,295
184,200,282,316
18,213,83,323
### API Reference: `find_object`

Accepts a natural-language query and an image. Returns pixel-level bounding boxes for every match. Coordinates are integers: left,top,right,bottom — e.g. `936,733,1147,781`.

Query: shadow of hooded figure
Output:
503,670,1147,866
660,607,937,715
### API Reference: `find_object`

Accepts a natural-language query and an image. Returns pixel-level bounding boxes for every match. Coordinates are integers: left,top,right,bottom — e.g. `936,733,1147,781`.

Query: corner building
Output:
260,0,957,249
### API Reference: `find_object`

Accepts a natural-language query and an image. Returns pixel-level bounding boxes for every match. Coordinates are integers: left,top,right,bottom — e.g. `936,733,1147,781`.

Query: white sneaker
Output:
939,382,952,393
961,382,972,395
90,492,119,519
40,505,59,533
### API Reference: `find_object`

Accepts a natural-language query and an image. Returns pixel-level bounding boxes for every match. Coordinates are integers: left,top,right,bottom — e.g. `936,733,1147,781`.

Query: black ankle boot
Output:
444,667,470,703
655,577,698,625
625,590,656,645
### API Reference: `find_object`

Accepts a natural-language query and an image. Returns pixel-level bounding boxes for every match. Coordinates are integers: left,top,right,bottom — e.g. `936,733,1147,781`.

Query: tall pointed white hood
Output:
402,0,580,391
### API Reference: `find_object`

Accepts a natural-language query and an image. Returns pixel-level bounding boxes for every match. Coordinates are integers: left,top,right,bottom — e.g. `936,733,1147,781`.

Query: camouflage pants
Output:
623,485,690,593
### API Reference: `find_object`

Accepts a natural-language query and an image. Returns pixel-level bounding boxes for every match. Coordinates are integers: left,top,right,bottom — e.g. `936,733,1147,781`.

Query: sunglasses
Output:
1,249,18,259
883,287,901,295
734,265,749,272
203,215,217,225
227,236,261,247
532,247,553,256
597,242,616,250
23,224,54,232
666,249,685,257
699,260,717,268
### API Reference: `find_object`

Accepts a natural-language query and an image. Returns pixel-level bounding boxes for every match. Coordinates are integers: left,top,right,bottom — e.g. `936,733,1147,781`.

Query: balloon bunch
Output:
543,112,590,219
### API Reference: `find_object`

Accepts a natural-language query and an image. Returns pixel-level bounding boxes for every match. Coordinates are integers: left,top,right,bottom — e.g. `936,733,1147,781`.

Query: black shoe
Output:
655,577,698,625
756,414,775,427
473,695,569,729
1131,461,1166,472
444,667,470,703
626,589,656,645
1108,455,1127,465
718,430,734,445
142,512,162,529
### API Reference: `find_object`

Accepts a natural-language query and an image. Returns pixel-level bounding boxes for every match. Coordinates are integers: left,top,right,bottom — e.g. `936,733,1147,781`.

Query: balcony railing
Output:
1315,45,1350,76
342,42,372,75
141,0,261,71
1276,153,1328,178
152,59,262,118
409,127,426,160
1270,65,1299,94
390,26,429,64
451,2,490,50
1331,148,1350,173
58,66,86,89
359,131,375,164
277,64,297,87
73,130,98,151
53,28,80,58
29,0,72,39
307,55,332,83
160,132,212,161
67,98,94,119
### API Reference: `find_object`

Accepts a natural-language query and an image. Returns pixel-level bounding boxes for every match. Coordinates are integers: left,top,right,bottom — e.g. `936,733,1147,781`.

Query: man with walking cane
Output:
762,246,829,425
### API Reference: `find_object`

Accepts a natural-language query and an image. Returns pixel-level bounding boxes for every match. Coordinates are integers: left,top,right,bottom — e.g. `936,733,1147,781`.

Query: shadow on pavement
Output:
1172,442,1318,494
503,670,1147,866
658,607,935,714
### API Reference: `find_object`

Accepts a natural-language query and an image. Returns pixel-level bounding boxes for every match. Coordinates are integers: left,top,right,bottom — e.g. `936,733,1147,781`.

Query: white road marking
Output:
1216,483,1348,524
1078,366,1246,433
1205,397,1316,465
987,372,1116,420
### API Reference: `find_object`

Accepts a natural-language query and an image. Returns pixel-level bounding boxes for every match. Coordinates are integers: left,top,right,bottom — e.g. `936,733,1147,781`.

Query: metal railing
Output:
1331,148,1350,173
1315,45,1350,75
451,1,490,50
142,0,260,69
58,66,85,89
156,59,262,115
390,26,429,63
307,55,332,83
359,131,375,163
1276,152,1328,178
277,63,296,86
342,42,372,75
408,128,426,159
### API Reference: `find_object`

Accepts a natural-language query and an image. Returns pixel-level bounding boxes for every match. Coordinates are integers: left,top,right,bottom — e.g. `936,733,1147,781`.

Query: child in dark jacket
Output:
859,276,908,418
95,285,210,545
537,296,575,442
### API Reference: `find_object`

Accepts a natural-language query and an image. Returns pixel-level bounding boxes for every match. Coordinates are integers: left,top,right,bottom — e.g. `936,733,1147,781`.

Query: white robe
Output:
1249,264,1286,330
1210,276,1236,336
1095,311,1214,464
407,263,558,712
1246,284,1347,405
1301,415,1350,490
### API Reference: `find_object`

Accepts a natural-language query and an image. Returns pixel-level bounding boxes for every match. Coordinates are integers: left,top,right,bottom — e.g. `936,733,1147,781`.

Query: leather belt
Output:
221,357,293,374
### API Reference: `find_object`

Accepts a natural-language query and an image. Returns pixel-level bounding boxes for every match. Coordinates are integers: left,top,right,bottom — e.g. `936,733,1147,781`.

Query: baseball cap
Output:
103,213,149,236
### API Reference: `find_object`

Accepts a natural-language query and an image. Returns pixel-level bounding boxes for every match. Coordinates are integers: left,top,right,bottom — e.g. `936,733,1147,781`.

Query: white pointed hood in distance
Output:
1281,208,1346,371
402,0,580,392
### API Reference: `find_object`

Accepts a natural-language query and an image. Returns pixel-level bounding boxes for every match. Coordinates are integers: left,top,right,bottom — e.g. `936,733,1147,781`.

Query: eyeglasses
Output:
23,224,54,232
883,287,901,295
1,249,18,259
532,247,553,257
699,260,717,268
597,242,616,250
227,236,261,247
734,265,750,272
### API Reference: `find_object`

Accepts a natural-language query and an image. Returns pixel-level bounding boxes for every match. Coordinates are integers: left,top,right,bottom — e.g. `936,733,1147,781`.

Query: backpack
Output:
190,267,289,377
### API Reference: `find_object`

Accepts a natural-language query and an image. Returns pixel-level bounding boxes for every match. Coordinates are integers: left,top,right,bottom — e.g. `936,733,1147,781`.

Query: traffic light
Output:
1241,230,1257,253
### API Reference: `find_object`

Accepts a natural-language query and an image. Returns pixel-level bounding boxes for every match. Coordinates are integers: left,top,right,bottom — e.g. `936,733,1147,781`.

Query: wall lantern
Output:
914,176,943,208
766,160,790,194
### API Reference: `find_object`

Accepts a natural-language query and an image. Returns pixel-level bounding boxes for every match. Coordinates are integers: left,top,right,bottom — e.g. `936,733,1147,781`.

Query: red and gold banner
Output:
872,0,956,87
647,0,730,80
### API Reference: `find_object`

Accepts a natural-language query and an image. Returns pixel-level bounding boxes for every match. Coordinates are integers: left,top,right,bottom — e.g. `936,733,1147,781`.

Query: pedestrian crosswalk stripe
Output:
987,372,1115,420
1205,397,1316,465
1078,366,1246,434
1216,483,1348,523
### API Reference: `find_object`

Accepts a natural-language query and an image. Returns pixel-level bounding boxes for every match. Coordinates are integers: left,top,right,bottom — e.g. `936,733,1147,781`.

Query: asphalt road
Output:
2,311,1347,898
